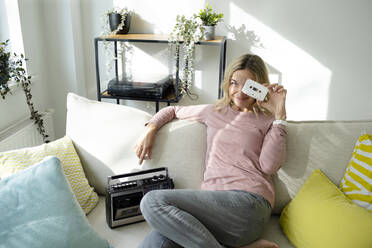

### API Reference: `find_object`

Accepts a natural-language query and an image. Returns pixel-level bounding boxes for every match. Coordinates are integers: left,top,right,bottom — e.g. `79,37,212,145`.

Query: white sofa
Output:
66,93,372,248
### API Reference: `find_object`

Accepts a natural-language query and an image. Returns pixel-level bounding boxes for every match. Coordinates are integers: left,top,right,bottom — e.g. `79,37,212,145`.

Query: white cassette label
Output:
241,79,268,101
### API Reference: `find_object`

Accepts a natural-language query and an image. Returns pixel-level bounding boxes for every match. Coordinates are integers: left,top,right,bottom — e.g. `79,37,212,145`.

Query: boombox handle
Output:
107,167,169,186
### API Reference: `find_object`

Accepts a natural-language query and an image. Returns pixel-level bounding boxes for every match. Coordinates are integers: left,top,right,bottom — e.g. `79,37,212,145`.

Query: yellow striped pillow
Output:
0,136,99,214
340,133,372,212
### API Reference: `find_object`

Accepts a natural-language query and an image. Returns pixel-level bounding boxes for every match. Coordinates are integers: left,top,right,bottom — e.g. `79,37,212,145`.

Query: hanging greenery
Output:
101,7,131,36
0,40,49,142
100,7,133,83
169,15,204,100
0,40,11,98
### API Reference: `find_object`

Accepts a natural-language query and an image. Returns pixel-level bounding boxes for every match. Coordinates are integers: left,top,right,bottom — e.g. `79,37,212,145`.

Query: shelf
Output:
96,33,226,46
94,33,227,112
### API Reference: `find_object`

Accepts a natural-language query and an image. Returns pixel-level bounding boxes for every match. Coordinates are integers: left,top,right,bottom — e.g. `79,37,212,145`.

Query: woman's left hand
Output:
257,83,287,120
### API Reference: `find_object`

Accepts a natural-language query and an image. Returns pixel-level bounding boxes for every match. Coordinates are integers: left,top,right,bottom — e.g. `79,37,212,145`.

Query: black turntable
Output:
107,76,173,99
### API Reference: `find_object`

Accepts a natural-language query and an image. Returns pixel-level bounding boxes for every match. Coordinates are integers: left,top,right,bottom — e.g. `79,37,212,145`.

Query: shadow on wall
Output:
227,24,264,50
224,1,334,120
225,24,282,84
129,13,156,33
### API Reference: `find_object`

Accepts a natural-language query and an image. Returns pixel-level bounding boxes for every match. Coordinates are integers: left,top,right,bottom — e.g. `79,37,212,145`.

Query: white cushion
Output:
141,120,206,190
66,93,206,195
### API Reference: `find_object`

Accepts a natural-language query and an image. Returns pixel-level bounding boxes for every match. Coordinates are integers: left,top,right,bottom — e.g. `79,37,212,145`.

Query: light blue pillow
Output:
0,156,112,248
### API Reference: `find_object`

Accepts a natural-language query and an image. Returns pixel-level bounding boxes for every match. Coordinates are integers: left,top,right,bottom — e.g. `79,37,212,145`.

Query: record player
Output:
107,75,173,99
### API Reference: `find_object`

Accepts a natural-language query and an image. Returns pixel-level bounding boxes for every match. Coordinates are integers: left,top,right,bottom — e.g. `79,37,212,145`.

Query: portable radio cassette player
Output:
106,167,174,228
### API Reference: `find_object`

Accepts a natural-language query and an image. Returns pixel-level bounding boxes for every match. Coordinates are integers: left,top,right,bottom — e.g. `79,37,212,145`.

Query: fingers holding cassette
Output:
267,83,282,93
266,83,286,96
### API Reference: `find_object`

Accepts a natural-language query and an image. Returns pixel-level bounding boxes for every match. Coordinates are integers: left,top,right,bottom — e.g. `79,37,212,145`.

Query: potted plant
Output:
103,7,132,35
0,40,49,142
169,15,204,99
100,8,134,85
197,3,224,40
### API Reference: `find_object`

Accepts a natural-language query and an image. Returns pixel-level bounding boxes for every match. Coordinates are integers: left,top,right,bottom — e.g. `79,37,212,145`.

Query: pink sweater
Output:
147,104,287,208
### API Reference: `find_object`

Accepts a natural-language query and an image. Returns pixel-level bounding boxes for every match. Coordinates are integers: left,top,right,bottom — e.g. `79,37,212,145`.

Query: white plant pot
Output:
203,25,215,40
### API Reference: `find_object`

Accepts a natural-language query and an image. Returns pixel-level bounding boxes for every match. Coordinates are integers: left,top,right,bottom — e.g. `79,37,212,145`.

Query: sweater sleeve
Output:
258,123,287,175
146,104,210,129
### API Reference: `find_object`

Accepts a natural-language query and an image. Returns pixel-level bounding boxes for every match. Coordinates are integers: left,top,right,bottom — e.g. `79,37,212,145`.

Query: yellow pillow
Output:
0,136,98,214
340,133,372,212
280,169,372,248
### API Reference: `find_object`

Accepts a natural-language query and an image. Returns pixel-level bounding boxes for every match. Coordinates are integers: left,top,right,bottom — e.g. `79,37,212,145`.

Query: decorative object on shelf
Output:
0,40,49,143
169,15,204,100
197,3,224,40
107,7,131,35
101,7,134,85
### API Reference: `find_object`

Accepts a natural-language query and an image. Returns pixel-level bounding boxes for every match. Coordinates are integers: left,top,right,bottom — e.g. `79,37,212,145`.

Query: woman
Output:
134,54,287,248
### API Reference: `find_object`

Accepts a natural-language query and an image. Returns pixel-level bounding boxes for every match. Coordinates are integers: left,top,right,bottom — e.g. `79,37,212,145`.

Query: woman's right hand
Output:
133,123,158,165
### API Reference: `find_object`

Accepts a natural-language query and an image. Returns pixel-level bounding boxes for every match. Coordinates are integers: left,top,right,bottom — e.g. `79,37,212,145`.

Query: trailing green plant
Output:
101,7,131,36
100,7,133,84
0,40,11,98
197,3,224,26
169,15,204,99
0,40,49,142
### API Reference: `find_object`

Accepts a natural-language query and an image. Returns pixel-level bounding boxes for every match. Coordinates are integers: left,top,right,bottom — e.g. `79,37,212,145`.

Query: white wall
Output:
82,0,372,121
3,0,371,138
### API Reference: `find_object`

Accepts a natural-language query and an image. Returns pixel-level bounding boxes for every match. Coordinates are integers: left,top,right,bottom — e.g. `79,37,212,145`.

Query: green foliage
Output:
197,3,224,26
103,7,132,35
0,40,11,98
106,7,130,16
0,39,49,142
100,8,134,84
170,15,204,44
169,15,204,99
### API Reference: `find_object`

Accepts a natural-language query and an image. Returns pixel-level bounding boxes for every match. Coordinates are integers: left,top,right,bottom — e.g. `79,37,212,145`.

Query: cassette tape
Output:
242,79,268,101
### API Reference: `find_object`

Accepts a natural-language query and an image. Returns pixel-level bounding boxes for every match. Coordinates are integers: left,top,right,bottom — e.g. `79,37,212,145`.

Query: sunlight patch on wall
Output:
114,0,205,34
118,45,169,80
269,73,280,85
194,70,203,90
229,3,332,120
113,0,205,83
4,0,24,57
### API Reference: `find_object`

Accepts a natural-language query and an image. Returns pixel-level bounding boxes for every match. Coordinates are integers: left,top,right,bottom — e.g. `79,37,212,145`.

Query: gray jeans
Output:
139,189,271,248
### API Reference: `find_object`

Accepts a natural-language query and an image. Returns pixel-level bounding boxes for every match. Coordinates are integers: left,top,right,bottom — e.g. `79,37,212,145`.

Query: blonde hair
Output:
214,54,271,114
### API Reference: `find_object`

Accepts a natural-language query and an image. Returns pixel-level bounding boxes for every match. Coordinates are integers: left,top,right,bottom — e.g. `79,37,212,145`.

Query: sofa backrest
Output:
273,120,372,214
66,93,207,196
66,93,372,214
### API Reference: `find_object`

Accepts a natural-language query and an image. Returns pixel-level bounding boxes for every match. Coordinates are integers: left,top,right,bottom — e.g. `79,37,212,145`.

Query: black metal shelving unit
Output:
94,34,227,112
